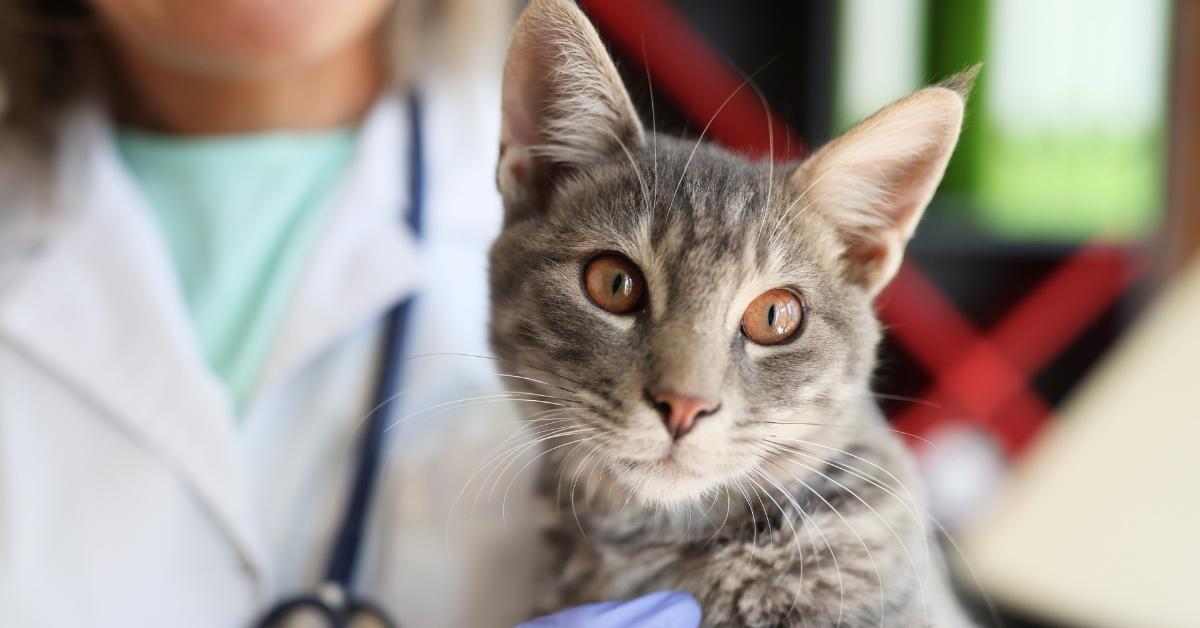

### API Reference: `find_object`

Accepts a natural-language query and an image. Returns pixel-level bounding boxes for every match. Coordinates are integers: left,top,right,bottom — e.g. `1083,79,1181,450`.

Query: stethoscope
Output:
254,94,425,628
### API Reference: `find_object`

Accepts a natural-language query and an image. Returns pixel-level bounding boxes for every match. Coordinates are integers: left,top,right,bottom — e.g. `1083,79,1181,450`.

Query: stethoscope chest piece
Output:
255,581,396,628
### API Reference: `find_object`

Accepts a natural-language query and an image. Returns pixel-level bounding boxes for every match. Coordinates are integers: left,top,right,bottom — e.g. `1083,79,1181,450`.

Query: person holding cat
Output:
0,0,699,626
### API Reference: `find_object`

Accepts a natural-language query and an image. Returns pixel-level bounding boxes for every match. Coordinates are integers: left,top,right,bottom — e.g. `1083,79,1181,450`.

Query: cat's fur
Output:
488,1,977,625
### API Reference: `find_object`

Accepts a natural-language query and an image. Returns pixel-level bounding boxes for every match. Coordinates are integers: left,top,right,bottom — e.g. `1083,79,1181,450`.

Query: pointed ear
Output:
498,0,644,223
791,69,976,296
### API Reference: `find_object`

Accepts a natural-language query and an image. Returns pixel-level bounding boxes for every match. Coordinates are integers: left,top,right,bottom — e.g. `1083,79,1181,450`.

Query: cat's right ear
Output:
497,0,643,224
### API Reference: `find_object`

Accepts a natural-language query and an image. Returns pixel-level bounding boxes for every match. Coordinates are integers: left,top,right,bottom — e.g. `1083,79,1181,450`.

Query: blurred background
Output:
571,1,1197,627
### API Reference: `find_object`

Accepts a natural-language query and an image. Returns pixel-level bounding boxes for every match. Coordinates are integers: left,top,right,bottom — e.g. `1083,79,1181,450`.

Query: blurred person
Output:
0,1,699,626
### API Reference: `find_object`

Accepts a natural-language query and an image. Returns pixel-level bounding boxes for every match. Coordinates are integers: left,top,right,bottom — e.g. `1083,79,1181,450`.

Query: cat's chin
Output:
609,456,735,508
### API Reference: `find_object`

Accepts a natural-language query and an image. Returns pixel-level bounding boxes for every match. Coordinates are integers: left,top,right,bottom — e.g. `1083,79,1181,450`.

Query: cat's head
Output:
489,0,970,506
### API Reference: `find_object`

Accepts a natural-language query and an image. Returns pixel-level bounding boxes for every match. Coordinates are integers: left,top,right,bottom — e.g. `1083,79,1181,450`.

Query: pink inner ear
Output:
883,147,948,238
505,149,532,188
500,29,553,153
796,87,965,294
832,148,946,292
841,238,892,289
498,7,566,216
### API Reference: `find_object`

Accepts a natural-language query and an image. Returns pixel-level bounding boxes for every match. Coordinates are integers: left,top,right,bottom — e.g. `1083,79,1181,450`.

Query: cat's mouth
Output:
581,410,751,502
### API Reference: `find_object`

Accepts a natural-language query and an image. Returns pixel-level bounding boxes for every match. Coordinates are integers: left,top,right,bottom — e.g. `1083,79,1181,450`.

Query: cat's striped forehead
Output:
537,135,840,310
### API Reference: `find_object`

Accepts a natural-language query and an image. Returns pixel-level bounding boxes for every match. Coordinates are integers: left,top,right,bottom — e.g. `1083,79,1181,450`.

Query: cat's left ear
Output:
497,0,644,223
790,68,977,296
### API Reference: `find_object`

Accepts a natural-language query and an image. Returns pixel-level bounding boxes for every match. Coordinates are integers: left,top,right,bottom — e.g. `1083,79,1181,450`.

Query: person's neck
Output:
109,37,385,135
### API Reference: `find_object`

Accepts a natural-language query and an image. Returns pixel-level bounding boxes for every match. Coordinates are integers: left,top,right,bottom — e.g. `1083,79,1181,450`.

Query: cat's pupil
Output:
610,273,626,295
767,304,777,328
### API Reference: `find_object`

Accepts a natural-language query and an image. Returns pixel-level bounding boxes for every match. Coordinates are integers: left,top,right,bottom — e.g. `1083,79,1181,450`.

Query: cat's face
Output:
490,141,881,504
490,0,968,506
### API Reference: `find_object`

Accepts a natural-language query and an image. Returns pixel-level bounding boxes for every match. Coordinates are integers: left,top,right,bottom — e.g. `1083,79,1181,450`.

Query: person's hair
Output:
0,0,510,143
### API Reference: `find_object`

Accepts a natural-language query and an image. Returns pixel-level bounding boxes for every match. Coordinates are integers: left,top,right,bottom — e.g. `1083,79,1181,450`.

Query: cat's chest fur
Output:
536,432,962,628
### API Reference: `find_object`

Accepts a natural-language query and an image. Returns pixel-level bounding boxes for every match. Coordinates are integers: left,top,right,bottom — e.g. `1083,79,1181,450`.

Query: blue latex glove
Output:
517,591,701,628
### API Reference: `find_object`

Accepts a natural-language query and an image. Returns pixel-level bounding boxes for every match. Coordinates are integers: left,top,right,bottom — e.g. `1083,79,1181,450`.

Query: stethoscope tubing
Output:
254,94,423,628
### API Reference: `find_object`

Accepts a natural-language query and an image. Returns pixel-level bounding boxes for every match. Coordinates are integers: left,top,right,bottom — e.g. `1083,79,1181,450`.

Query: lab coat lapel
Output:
254,94,422,401
0,107,269,588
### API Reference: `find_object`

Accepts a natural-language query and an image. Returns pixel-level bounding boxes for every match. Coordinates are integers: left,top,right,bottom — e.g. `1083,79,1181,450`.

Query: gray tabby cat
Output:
489,0,977,625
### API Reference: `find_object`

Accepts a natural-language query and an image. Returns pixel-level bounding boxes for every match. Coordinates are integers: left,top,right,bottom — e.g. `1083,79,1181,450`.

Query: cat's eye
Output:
741,288,805,345
583,254,645,314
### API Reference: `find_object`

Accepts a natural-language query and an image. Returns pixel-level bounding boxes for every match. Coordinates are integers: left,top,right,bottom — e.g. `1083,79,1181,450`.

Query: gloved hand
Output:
517,590,701,628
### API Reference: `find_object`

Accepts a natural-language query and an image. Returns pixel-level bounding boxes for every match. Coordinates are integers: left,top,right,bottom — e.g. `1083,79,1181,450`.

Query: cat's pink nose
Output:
650,390,719,441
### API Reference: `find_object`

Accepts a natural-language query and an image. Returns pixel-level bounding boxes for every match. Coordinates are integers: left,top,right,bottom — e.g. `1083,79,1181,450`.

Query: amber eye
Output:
741,288,805,345
583,254,646,314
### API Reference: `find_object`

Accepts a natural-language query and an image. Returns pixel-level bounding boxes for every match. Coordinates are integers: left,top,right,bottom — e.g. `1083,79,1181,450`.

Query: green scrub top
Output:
116,127,358,415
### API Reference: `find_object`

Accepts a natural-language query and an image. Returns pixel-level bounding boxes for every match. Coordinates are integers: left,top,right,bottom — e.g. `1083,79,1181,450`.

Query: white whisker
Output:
767,439,931,627
383,393,573,433
502,435,596,525
746,470,811,625
641,36,659,207
668,63,774,213
753,466,846,628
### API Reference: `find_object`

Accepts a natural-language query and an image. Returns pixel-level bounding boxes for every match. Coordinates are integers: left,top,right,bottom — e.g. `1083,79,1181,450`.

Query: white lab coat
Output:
0,73,547,627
